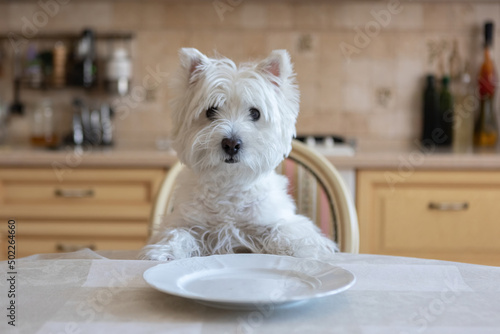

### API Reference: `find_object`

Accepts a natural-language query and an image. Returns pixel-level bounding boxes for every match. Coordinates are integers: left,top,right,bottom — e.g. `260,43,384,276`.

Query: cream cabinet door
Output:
357,170,500,266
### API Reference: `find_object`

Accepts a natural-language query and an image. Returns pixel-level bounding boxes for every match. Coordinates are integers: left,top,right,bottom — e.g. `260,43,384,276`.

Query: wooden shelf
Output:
0,32,134,42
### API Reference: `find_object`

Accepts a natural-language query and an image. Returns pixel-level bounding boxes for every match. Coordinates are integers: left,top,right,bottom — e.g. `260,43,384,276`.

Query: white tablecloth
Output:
2,249,500,334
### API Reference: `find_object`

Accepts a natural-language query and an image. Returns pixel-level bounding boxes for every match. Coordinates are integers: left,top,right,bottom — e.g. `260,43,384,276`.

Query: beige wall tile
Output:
318,33,343,114
7,3,40,32
332,2,386,30
239,3,269,30
336,112,370,137
294,58,319,116
395,31,426,62
186,31,218,57
112,2,142,30
371,59,395,87
365,33,396,61
395,58,425,90
389,3,423,31
140,2,170,29
0,4,10,31
368,111,417,140
292,2,328,30
342,83,372,113
318,79,342,114
211,1,246,29
185,3,220,29
239,32,267,60
394,81,421,117
266,32,296,54
342,58,372,85
319,32,346,63
265,2,293,29
296,111,341,136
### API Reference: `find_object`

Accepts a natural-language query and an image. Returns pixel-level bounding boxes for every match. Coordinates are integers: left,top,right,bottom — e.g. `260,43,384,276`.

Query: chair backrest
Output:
149,139,359,253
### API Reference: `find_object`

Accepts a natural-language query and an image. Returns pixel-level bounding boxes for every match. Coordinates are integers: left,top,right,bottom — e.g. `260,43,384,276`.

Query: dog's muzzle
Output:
221,137,242,163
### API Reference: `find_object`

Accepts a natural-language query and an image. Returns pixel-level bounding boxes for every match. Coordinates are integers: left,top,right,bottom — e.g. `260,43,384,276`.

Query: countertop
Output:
0,145,178,168
1,144,500,170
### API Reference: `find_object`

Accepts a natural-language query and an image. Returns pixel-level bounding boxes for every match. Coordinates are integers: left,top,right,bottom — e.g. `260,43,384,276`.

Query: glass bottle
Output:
439,76,453,146
453,63,474,153
422,75,440,147
72,29,97,88
474,21,499,147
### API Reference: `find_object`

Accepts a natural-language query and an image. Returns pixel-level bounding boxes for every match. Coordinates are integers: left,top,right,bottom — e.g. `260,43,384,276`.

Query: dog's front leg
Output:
139,228,200,261
263,215,338,260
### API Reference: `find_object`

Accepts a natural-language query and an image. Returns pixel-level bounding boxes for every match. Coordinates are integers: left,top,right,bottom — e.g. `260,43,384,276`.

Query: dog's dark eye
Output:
249,108,260,121
206,107,218,120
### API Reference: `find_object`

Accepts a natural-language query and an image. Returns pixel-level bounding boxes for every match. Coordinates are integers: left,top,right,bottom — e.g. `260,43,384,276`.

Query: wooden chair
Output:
149,139,359,253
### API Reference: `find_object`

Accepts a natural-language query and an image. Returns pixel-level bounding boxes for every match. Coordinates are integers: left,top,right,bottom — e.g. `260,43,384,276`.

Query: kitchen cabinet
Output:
0,168,165,259
357,170,500,266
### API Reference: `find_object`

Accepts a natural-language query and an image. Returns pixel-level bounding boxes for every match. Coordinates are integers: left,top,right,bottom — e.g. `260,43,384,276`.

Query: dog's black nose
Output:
221,137,242,157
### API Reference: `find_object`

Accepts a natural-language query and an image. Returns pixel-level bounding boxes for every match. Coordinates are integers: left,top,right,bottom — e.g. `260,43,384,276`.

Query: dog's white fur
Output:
139,48,338,261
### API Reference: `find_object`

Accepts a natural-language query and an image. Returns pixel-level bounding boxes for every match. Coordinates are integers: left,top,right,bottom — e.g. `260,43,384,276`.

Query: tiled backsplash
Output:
1,0,499,149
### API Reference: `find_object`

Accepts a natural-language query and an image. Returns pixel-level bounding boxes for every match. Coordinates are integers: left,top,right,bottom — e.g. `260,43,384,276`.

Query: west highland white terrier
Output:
140,48,338,261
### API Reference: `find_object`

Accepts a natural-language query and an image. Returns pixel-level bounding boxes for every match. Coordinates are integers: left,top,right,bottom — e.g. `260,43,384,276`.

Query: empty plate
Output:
143,254,355,310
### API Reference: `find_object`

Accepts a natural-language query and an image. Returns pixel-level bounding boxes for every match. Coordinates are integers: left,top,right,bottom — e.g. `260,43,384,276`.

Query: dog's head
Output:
169,48,300,179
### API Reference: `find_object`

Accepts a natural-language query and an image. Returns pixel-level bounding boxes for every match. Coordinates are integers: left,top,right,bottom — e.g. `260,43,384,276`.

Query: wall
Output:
1,0,499,149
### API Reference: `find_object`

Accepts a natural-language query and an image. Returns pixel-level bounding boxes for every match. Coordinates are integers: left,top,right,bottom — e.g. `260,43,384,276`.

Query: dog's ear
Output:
257,50,293,87
178,48,207,83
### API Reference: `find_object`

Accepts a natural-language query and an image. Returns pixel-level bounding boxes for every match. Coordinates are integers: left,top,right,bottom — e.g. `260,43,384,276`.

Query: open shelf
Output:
0,32,134,42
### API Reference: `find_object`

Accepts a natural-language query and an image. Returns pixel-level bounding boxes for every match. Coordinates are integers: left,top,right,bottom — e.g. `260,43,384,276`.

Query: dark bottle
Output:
474,21,498,147
439,76,453,146
422,75,440,146
72,29,97,88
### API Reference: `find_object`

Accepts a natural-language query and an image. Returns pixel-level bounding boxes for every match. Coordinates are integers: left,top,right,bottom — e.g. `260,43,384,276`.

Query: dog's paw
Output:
147,253,176,262
138,247,176,262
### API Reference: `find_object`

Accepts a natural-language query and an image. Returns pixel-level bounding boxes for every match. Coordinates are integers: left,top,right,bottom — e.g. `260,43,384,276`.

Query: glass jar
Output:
30,99,58,148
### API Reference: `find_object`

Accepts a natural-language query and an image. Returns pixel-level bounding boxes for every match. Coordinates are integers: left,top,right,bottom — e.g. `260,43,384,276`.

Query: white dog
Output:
140,48,337,261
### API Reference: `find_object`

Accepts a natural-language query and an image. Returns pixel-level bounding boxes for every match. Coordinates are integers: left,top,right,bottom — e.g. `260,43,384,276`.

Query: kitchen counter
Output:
0,145,178,168
327,147,500,170
1,144,500,170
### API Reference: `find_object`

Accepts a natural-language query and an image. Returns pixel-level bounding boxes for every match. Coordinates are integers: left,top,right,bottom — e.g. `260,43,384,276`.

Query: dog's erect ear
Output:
257,50,293,87
178,48,207,83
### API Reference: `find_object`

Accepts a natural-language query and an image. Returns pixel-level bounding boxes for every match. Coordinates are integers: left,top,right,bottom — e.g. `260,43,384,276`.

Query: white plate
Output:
143,254,355,310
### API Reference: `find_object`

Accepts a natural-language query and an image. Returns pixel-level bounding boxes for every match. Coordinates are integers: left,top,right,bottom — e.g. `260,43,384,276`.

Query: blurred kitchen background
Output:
0,0,499,150
1,0,500,265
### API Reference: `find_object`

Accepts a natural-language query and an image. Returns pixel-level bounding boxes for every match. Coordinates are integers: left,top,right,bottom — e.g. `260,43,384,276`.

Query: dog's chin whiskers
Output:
224,157,238,164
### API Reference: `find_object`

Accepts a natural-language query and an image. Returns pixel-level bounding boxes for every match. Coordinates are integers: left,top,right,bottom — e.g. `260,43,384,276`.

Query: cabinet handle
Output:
56,243,96,252
428,202,469,211
54,188,94,198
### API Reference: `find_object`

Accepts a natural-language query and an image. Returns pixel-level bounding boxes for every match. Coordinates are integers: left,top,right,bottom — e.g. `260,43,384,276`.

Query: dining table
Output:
1,248,500,334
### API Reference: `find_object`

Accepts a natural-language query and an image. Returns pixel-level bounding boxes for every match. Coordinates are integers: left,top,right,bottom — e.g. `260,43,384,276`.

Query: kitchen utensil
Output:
100,103,113,146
